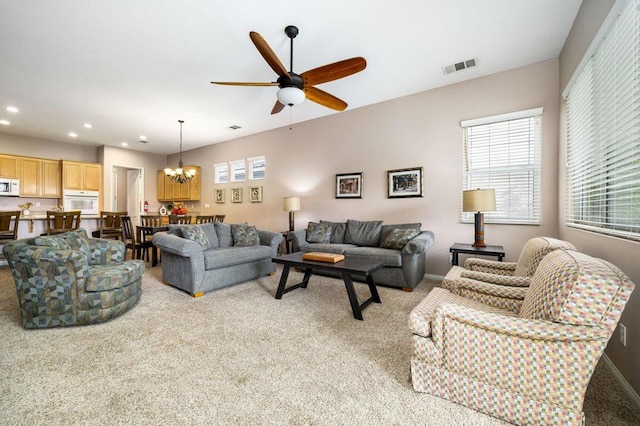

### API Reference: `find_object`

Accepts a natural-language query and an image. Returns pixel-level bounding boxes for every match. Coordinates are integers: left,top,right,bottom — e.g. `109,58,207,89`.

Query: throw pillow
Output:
380,228,420,250
320,220,346,243
344,219,383,247
34,236,72,250
379,223,421,243
181,226,211,250
231,224,260,246
306,222,332,244
215,222,234,247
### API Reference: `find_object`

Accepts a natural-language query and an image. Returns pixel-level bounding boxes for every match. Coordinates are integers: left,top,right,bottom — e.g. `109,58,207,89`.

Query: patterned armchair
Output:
3,228,144,329
443,237,576,311
409,249,634,425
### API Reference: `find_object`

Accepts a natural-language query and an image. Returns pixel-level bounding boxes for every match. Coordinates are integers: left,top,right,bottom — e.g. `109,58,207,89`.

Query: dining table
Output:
136,224,169,267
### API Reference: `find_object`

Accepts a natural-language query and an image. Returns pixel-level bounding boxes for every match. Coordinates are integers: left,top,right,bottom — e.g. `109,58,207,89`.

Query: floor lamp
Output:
282,197,301,232
462,188,496,247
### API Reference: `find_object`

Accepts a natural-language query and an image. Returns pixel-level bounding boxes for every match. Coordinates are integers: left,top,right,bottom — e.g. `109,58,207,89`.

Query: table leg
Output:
341,274,364,320
451,251,459,266
365,275,381,303
151,246,158,267
275,264,291,299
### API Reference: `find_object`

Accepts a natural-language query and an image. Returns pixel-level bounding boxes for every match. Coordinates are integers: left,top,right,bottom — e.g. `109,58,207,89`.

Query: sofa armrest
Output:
289,229,307,252
402,230,435,255
88,238,125,264
152,232,203,257
463,258,517,275
258,229,284,257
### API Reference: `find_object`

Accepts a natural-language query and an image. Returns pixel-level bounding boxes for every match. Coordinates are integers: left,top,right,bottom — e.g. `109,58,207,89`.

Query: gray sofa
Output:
152,222,283,297
290,219,435,290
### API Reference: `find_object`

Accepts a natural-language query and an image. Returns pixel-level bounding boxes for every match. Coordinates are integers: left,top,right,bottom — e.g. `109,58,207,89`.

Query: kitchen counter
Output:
17,213,99,236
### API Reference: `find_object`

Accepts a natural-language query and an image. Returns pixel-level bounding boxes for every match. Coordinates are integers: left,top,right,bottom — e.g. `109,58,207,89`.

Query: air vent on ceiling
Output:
443,58,477,75
229,125,242,130
138,140,149,144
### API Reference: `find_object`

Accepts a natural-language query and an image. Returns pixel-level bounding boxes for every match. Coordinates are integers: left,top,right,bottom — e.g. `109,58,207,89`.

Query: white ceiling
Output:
0,0,582,155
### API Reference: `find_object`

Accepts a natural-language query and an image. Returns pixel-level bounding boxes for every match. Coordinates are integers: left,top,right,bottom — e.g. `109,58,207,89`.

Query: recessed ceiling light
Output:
139,135,147,141
68,132,77,138
0,119,10,126
83,123,93,129
121,142,129,147
6,106,19,113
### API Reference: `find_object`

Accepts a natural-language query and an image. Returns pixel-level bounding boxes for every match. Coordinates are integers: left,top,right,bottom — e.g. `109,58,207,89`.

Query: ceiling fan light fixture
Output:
277,86,305,106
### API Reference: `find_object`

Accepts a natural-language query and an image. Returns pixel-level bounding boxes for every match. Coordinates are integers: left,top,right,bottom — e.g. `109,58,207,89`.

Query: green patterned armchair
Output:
442,237,577,311
3,228,144,329
410,249,634,425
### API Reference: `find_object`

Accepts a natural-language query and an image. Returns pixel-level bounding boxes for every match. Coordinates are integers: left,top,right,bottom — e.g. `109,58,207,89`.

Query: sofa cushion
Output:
380,228,420,250
203,245,272,270
380,223,421,243
298,243,356,254
85,260,145,292
61,229,91,259
215,222,234,247
320,220,346,243
306,222,332,244
34,236,72,250
181,226,211,250
344,246,403,267
344,219,383,247
231,224,260,246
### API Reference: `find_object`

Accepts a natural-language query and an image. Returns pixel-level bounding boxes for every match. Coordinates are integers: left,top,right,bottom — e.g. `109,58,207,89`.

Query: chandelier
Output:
164,120,196,184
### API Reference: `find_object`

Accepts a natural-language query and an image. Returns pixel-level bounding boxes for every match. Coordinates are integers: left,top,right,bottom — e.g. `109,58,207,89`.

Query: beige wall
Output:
173,58,561,277
559,0,640,394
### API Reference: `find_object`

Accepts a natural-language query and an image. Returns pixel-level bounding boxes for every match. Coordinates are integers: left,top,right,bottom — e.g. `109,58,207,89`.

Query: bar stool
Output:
0,210,21,241
42,210,81,235
96,211,127,240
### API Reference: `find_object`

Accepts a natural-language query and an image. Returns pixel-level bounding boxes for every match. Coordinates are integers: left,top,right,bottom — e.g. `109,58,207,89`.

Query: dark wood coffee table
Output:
272,252,384,320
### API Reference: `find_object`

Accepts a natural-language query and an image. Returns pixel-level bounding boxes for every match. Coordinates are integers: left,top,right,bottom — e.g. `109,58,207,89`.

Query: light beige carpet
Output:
1,265,639,425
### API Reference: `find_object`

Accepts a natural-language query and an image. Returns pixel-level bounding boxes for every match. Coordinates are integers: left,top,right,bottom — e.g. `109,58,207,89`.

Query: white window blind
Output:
248,155,266,180
461,108,542,224
214,162,228,184
565,0,640,241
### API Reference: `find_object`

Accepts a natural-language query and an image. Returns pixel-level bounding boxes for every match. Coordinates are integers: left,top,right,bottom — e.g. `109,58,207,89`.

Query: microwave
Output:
63,189,100,215
0,178,20,196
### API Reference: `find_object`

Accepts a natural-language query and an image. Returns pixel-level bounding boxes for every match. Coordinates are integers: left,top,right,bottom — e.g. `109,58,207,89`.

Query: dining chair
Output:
97,211,127,240
0,210,21,241
140,215,166,263
43,210,81,235
169,215,192,224
121,215,145,260
214,215,225,223
195,215,216,224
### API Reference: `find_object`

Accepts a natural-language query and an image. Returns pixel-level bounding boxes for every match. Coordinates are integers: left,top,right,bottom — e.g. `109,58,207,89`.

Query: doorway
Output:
112,165,144,227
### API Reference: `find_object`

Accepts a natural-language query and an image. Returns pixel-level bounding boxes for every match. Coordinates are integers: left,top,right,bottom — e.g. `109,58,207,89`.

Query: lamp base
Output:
289,211,295,232
472,212,487,247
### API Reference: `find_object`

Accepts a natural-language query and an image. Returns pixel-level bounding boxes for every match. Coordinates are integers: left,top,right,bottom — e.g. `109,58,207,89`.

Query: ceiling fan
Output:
211,25,367,115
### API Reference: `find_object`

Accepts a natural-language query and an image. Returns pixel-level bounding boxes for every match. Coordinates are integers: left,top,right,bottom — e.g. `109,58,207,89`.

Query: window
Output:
248,155,266,180
230,160,246,182
214,162,228,184
461,108,542,224
565,0,640,241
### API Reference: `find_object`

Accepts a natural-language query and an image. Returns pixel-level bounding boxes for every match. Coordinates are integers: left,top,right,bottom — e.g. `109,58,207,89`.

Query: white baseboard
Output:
601,353,640,410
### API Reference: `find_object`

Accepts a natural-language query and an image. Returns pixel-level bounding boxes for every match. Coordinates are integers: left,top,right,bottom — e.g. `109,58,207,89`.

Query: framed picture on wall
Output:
215,189,225,204
387,167,423,198
335,172,363,199
249,186,263,203
231,187,242,203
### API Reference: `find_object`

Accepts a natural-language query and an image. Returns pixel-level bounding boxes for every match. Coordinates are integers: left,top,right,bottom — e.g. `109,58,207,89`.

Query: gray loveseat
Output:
152,222,283,297
290,219,435,290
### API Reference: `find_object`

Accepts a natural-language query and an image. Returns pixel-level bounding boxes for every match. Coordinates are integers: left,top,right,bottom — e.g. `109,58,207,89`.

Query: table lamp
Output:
462,188,496,247
282,197,301,232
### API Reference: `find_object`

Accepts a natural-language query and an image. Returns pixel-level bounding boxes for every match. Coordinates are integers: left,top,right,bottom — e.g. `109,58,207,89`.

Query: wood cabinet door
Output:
63,162,83,189
20,157,41,197
41,160,61,197
82,164,102,191
0,155,19,179
156,170,167,201
188,168,200,200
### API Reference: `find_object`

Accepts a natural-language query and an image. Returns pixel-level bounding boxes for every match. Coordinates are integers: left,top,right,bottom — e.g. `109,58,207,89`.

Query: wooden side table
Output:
280,231,295,254
449,243,505,266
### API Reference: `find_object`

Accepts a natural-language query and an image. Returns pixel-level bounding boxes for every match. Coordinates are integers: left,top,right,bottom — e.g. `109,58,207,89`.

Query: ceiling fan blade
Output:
249,31,291,79
301,57,367,86
303,87,347,111
271,101,285,115
211,81,278,86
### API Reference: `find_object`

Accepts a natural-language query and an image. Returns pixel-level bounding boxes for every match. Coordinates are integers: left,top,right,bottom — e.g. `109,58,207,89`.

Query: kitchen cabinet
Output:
0,154,20,179
62,161,102,191
19,157,61,198
156,166,200,202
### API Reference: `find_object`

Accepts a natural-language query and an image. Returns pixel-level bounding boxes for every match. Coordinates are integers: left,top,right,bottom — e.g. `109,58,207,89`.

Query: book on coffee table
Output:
301,252,345,263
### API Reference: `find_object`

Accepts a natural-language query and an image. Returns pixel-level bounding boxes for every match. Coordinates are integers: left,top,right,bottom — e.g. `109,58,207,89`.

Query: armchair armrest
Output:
447,278,527,312
88,238,125,264
459,270,531,287
463,258,517,275
402,230,435,255
258,229,284,257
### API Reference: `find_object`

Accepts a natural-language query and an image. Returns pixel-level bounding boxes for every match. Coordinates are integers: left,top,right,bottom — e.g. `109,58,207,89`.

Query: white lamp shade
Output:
463,189,496,212
282,196,301,212
277,87,305,106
